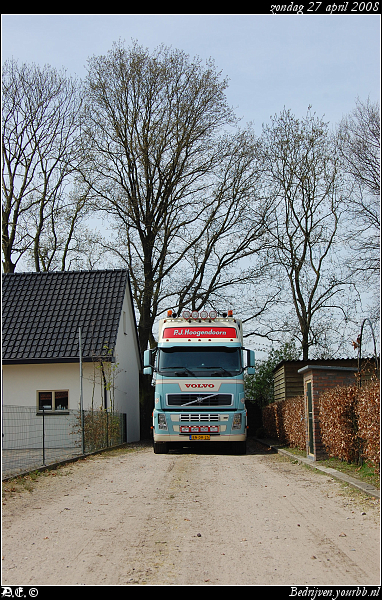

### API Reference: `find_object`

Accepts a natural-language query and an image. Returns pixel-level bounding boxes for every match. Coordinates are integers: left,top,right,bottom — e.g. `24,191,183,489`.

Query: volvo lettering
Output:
144,310,255,454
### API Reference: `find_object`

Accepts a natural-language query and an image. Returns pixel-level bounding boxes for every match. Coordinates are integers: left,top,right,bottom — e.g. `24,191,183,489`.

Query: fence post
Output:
123,413,127,444
79,327,85,455
357,318,379,388
42,406,46,466
82,409,85,455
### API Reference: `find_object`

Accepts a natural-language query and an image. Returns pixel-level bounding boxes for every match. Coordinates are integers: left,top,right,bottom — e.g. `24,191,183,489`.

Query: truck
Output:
143,309,255,454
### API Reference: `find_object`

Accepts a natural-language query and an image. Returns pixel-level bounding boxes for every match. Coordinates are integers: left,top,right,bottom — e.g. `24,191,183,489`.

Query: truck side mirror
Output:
246,349,255,374
143,349,154,375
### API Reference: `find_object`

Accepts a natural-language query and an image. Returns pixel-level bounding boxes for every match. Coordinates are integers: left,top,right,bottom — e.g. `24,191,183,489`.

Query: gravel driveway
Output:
2,440,380,586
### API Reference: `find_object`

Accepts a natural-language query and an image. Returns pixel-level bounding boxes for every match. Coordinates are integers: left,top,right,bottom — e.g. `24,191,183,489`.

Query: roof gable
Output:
2,270,131,363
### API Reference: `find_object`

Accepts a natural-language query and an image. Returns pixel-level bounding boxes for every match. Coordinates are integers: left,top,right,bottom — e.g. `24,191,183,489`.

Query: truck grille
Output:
167,393,232,407
179,413,220,422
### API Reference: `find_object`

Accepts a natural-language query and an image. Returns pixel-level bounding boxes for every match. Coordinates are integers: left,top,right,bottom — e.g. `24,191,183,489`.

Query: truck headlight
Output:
158,413,168,430
232,413,242,430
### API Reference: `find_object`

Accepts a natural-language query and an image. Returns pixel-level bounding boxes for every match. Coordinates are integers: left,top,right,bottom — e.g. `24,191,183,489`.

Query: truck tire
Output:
153,441,169,454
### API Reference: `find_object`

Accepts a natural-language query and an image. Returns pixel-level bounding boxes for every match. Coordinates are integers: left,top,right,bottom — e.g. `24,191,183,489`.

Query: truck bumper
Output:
153,432,247,442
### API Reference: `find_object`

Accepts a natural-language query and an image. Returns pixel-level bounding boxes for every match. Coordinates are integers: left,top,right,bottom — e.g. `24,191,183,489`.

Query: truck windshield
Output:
158,346,242,376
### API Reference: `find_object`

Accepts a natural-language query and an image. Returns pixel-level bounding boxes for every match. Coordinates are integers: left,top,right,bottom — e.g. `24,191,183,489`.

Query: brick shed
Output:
273,358,378,461
298,365,358,460
273,358,376,404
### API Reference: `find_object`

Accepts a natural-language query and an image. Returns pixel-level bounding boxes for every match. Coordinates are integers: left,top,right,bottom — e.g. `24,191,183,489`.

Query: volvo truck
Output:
144,309,255,454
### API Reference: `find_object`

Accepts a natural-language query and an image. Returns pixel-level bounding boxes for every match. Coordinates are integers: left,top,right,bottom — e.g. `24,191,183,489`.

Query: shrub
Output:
262,395,305,450
263,379,380,472
282,395,305,449
319,380,380,470
83,409,123,453
319,385,360,463
73,408,124,454
262,402,281,441
356,381,380,469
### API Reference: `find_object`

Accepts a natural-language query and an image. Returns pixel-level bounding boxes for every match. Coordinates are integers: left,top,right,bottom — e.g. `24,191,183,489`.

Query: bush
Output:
245,341,301,407
263,380,380,471
262,402,281,440
262,395,305,450
282,395,306,449
319,385,360,464
319,380,380,469
356,381,380,469
73,409,124,454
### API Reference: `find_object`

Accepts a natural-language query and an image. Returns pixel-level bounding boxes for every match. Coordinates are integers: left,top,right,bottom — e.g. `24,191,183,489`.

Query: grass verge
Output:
278,444,379,489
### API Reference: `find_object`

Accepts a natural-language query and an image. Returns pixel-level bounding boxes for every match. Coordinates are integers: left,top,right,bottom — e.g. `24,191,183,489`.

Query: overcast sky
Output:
2,14,380,132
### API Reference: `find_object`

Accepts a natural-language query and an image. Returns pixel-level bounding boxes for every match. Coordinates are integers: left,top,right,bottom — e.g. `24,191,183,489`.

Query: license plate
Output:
189,434,210,440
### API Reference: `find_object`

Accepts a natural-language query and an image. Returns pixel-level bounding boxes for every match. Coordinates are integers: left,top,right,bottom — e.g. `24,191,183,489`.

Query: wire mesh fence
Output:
2,405,127,479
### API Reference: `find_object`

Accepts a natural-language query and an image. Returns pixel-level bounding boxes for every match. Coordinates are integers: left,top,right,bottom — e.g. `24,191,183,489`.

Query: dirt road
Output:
2,440,380,586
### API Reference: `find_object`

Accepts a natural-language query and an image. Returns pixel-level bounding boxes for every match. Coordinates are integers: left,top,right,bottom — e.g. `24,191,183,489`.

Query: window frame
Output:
37,390,69,414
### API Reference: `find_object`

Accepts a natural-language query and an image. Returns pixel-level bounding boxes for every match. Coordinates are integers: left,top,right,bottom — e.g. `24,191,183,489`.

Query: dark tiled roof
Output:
273,357,375,373
2,270,130,363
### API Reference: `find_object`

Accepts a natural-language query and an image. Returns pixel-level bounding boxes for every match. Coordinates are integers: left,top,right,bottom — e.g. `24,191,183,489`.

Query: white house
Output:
2,269,141,443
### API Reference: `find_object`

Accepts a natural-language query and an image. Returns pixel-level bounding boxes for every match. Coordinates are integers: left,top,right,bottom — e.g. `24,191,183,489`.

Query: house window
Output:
38,390,69,412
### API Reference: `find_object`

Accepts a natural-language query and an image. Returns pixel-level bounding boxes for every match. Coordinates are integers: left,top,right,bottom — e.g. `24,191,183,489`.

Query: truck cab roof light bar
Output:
166,309,234,320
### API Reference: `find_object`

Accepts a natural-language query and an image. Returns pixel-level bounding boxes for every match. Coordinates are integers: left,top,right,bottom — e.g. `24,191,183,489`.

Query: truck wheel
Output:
153,441,169,454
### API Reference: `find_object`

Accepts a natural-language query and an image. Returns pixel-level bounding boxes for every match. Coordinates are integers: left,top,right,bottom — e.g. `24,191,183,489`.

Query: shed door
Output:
306,381,314,455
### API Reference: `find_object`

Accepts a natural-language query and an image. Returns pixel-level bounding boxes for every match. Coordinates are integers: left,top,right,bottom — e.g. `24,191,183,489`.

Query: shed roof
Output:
273,358,374,373
2,270,136,363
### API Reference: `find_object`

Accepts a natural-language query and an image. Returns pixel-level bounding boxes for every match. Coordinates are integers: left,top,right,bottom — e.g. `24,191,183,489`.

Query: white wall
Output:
2,362,101,411
113,287,141,442
2,358,139,444
2,286,141,442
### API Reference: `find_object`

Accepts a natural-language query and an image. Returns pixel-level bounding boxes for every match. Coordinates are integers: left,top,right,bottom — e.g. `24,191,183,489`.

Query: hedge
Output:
319,380,379,469
262,380,380,470
262,395,305,450
356,381,380,469
319,385,360,464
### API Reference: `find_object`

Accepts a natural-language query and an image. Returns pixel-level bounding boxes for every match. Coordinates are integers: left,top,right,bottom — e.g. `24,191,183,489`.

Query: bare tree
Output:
338,98,380,288
110,128,271,334
2,59,88,272
258,108,349,359
339,97,380,198
82,40,269,353
81,41,274,436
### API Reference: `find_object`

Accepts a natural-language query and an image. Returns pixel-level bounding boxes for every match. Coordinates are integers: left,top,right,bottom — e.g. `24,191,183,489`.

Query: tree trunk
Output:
2,249,15,273
139,372,154,440
137,296,156,440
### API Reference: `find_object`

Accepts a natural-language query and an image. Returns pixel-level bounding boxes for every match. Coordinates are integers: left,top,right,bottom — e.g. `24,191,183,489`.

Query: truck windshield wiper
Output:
198,366,234,376
215,367,233,375
181,393,218,406
161,366,196,376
